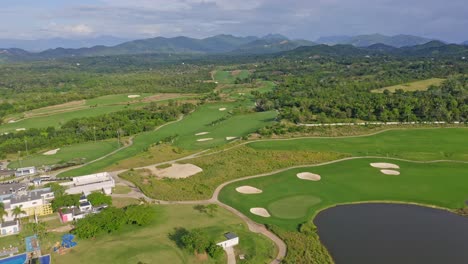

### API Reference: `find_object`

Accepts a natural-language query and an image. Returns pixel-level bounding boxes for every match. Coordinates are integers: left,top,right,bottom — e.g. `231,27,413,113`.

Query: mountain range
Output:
0,36,129,52
316,34,433,47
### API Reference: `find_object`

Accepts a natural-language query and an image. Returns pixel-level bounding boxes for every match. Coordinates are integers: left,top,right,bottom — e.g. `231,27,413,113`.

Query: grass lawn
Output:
0,93,194,134
219,158,468,230
53,204,276,264
112,197,140,208
8,140,119,168
112,185,132,194
248,128,468,161
371,78,445,93
214,70,250,84
60,102,276,177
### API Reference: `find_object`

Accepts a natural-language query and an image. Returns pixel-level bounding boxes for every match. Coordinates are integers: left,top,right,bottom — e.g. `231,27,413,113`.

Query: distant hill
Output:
232,35,316,54
462,41,468,46
316,34,432,48
0,36,129,52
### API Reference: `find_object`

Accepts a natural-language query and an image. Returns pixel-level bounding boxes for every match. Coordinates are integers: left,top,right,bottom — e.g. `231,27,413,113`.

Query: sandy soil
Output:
297,172,321,181
43,148,60,155
226,137,237,140
150,163,203,179
127,95,141,98
236,186,263,194
370,163,400,169
381,169,401,175
219,108,227,111
250,208,271,218
16,128,26,131
195,132,210,136
197,138,213,142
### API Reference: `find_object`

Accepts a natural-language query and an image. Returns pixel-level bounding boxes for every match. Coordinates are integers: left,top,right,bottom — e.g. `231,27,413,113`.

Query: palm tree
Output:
0,203,7,223
11,205,26,221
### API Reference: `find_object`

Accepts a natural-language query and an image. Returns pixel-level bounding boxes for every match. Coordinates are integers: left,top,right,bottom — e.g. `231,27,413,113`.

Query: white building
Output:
60,172,115,195
216,232,239,249
59,195,108,223
15,167,37,177
0,188,54,221
0,220,19,236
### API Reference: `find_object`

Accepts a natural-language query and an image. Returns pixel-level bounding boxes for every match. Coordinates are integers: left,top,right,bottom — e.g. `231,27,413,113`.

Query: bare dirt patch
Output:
236,186,263,194
297,172,321,181
197,138,213,142
149,163,203,179
381,169,401,175
370,163,400,169
250,207,271,218
43,148,60,155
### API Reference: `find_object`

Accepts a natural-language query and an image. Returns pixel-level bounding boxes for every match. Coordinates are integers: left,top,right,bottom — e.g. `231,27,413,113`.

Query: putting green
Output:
268,195,321,219
219,158,468,230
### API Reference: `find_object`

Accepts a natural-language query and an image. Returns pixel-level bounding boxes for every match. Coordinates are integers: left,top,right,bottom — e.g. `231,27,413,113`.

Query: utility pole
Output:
93,126,96,143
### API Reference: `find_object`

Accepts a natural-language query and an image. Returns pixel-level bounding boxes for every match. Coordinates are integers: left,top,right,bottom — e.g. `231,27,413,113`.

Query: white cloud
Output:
43,23,94,37
99,0,263,11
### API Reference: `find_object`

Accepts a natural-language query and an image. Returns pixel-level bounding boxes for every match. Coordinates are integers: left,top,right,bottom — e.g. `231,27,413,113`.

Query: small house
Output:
0,220,19,236
15,167,36,177
216,232,239,249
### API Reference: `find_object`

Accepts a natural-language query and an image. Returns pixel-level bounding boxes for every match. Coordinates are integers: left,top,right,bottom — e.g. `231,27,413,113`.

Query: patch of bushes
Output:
178,229,224,259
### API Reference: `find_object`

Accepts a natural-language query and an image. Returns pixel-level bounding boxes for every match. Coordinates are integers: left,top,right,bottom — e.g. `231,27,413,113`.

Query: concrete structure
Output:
15,167,36,177
0,220,19,236
0,188,54,221
60,172,115,195
59,195,108,223
217,232,239,249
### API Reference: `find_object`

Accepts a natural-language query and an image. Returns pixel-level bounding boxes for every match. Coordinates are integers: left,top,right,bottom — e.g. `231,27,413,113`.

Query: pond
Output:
314,203,468,264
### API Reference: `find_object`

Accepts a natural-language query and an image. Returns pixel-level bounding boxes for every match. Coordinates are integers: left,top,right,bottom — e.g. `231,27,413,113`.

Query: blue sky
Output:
1,0,467,42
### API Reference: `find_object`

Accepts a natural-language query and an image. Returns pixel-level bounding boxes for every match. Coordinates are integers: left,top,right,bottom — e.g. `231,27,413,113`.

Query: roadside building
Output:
15,167,37,177
60,172,115,195
0,188,54,221
58,195,108,223
216,232,239,249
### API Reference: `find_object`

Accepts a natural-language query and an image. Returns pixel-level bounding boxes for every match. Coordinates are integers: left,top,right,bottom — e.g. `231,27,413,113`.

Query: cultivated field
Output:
8,140,119,168
371,78,445,93
219,158,468,230
53,204,276,264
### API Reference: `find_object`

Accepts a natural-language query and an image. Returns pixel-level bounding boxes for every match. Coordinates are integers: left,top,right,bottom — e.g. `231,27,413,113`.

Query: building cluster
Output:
59,172,115,195
58,195,108,223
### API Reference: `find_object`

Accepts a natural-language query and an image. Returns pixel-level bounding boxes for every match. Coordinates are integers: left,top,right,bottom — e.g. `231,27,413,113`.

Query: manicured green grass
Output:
249,128,468,161
219,158,468,230
53,204,276,264
214,70,250,84
371,78,445,93
112,185,132,194
8,140,119,168
60,103,276,177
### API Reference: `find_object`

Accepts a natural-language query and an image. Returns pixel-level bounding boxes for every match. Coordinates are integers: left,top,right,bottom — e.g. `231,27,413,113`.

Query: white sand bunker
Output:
226,137,237,140
128,95,141,98
43,148,60,155
153,163,203,179
297,172,321,181
219,108,227,111
197,138,213,142
16,128,26,131
370,163,400,169
236,186,263,194
195,132,210,136
381,169,401,175
250,208,271,218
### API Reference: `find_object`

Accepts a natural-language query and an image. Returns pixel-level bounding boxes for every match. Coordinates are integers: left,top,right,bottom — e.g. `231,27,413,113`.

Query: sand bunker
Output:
197,138,213,142
128,95,141,98
152,163,203,179
195,132,210,136
226,137,237,140
297,172,321,181
236,186,263,194
381,169,401,175
43,148,60,155
16,128,26,131
370,163,400,169
219,108,227,111
250,208,271,218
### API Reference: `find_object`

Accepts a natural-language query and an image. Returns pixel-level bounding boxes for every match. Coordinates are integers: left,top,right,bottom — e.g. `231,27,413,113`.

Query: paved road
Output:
225,247,236,264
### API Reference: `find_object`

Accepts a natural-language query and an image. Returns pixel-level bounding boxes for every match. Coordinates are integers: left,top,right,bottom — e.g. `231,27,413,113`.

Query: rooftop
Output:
224,232,238,240
0,183,26,195
1,220,18,228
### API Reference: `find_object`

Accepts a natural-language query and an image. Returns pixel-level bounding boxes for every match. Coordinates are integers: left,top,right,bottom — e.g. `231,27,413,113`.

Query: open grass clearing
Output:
113,185,132,194
8,140,119,169
60,102,276,177
219,158,468,230
371,78,445,93
53,204,276,264
214,70,250,84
